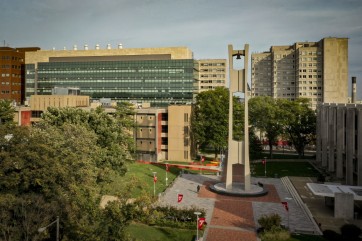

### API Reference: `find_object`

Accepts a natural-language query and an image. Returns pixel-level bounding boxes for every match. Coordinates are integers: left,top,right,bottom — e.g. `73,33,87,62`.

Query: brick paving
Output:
157,172,318,241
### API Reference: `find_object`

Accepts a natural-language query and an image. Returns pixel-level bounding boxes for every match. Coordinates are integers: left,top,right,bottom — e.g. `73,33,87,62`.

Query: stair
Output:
280,176,322,235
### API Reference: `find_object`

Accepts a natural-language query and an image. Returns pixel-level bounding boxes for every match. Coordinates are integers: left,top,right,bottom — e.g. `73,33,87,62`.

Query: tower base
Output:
209,182,268,197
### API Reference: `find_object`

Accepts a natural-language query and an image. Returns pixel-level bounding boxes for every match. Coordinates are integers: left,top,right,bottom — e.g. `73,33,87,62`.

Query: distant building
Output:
316,103,362,185
25,46,194,107
15,92,192,162
251,37,348,109
193,59,227,98
135,105,192,162
0,46,40,104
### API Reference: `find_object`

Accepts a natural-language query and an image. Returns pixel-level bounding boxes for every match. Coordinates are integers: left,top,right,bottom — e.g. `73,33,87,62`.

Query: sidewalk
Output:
157,174,319,241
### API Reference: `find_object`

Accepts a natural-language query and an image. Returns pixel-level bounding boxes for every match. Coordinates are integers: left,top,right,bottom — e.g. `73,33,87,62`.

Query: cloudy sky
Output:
1,0,361,98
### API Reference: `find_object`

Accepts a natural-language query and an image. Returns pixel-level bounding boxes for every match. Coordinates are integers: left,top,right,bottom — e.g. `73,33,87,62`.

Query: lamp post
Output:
194,211,201,241
152,172,157,197
38,216,59,241
165,163,168,186
285,197,292,230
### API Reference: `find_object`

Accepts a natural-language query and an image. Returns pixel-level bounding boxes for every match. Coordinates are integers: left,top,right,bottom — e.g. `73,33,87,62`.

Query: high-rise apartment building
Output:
251,37,348,108
25,46,194,107
0,47,40,104
193,59,227,98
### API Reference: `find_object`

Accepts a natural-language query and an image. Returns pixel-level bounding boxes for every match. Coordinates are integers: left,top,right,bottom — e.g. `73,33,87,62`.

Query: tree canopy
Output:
280,98,316,158
191,87,245,157
249,96,316,158
0,103,136,241
191,87,229,155
0,99,15,125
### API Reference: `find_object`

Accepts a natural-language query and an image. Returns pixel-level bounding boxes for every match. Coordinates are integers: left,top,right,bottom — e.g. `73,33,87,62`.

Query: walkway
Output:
158,174,319,241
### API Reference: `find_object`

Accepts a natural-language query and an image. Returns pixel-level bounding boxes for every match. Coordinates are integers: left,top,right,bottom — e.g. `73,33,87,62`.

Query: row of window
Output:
299,86,322,90
199,68,225,72
1,73,22,78
299,51,322,56
200,80,224,84
0,65,21,69
200,74,225,78
299,92,322,96
299,57,321,62
300,80,322,85
1,82,21,85
299,63,320,67
0,56,23,61
200,63,225,66
299,69,322,73
299,75,322,79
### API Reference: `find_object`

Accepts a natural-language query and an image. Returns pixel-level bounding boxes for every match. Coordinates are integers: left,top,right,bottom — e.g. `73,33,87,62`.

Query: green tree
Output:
0,100,15,125
191,87,245,158
249,96,287,158
0,120,135,240
191,87,229,157
41,105,135,178
281,98,316,158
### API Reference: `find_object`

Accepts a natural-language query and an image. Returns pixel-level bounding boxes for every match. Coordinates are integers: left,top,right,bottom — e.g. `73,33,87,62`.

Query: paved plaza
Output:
157,174,320,241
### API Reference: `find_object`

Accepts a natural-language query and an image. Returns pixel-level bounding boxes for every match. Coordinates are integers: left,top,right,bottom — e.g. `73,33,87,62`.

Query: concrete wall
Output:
334,193,354,219
317,103,362,185
323,38,348,104
26,47,193,66
167,105,192,162
29,95,90,111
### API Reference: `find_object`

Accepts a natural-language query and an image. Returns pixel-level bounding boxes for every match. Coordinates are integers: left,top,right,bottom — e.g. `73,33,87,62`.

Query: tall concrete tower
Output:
226,44,251,191
210,44,267,197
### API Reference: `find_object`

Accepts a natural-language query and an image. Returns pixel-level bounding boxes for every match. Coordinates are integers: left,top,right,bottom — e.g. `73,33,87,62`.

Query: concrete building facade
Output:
0,47,40,104
251,37,348,109
15,94,192,162
25,46,194,107
316,103,362,186
135,105,192,162
193,59,227,98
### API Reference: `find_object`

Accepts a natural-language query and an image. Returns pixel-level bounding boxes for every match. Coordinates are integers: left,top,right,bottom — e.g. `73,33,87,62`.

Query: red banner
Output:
198,217,206,230
153,176,157,183
201,156,205,162
262,159,266,165
281,201,289,211
177,194,183,203
166,164,169,172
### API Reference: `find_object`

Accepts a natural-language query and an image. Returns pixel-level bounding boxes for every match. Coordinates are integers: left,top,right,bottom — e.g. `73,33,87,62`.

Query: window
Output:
184,113,189,122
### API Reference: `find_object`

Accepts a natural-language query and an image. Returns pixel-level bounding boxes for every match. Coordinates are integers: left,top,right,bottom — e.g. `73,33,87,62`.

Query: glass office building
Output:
25,47,194,107
26,59,193,107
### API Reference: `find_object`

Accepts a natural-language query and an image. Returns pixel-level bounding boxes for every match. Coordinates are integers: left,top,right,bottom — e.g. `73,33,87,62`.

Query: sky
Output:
1,0,361,99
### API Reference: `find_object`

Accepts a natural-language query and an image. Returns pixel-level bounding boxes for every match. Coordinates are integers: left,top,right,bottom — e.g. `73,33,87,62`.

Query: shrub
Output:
259,226,290,241
323,230,342,241
340,224,362,241
258,213,282,231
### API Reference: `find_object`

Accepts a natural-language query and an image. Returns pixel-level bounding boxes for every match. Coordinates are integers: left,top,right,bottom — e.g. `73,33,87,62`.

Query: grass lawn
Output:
102,162,182,197
251,161,320,178
127,223,198,241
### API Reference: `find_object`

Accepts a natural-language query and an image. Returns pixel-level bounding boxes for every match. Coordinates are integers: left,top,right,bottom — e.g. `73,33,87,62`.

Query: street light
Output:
194,211,201,241
38,216,59,241
285,197,292,230
152,172,157,197
165,163,169,186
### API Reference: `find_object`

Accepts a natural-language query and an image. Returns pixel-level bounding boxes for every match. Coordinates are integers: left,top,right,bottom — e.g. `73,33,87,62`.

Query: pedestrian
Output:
197,185,200,193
